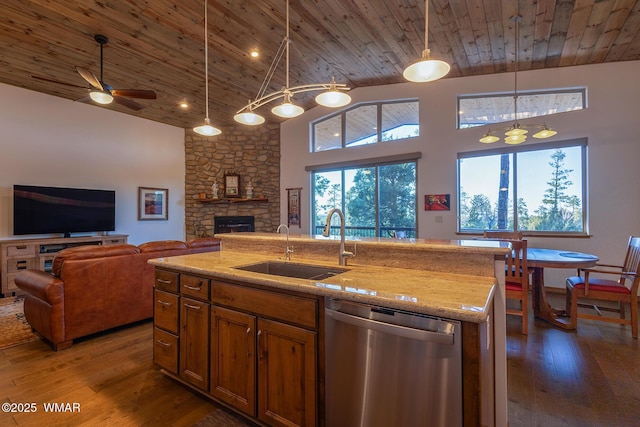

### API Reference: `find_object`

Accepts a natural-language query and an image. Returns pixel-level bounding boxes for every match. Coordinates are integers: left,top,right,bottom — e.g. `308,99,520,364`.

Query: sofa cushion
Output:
52,244,140,276
138,240,187,253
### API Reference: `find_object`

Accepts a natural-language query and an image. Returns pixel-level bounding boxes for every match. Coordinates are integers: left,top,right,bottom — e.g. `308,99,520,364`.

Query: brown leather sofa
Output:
15,238,220,350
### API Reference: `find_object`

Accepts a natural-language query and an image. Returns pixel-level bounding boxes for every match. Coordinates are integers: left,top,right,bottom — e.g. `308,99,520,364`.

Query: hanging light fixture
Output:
193,0,222,136
234,0,351,126
403,0,450,83
479,16,557,144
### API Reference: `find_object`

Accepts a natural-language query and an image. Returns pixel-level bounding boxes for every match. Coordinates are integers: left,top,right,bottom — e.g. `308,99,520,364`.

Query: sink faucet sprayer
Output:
322,208,355,266
276,224,293,260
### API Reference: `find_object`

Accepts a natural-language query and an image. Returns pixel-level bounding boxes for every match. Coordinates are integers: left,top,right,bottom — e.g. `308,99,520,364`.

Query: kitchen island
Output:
149,234,509,427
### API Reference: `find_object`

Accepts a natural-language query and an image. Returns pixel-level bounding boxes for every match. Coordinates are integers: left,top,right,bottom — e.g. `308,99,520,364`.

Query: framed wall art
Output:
286,187,301,227
424,194,450,211
138,187,168,220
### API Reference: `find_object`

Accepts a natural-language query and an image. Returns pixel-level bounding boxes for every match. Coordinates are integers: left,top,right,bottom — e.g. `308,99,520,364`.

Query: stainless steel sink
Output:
234,261,347,280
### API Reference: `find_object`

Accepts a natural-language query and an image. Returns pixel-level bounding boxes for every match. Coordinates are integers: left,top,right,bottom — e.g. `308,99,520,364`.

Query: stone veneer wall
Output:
184,124,281,239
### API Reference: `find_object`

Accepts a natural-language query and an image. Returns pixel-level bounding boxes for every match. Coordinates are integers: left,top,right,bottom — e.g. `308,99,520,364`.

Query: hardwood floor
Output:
1,297,638,426
507,293,640,427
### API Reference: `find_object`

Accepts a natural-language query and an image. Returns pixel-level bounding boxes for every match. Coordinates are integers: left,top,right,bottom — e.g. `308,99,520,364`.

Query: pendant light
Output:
193,0,221,136
234,0,351,125
479,15,558,144
403,0,450,83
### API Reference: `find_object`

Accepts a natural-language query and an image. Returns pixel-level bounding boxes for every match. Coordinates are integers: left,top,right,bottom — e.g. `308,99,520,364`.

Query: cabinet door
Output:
210,306,256,416
257,318,317,427
179,297,209,390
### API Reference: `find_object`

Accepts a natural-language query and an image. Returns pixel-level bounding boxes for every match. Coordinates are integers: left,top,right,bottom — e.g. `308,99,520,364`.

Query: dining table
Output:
527,248,599,329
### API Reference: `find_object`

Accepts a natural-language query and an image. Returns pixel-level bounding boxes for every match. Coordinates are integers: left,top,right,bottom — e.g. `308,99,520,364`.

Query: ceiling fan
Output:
31,34,157,111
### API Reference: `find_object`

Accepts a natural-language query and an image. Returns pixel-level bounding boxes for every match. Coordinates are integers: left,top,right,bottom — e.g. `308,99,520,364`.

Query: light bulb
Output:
315,90,351,108
234,111,265,126
272,101,304,118
193,118,221,136
89,90,113,105
532,126,557,139
479,133,500,143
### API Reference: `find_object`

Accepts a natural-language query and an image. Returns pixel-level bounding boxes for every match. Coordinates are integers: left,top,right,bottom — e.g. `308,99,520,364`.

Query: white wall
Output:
281,61,640,286
0,83,186,245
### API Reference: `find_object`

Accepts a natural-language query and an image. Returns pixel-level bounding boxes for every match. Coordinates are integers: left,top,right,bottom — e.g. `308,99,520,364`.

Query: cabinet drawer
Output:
180,274,210,300
7,258,36,273
103,238,126,245
154,290,179,334
6,244,36,257
155,270,179,293
211,281,318,330
154,327,178,374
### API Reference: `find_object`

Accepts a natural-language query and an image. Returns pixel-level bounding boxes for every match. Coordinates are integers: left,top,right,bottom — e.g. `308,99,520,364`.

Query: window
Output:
458,139,587,234
457,89,586,129
312,101,418,152
312,161,417,238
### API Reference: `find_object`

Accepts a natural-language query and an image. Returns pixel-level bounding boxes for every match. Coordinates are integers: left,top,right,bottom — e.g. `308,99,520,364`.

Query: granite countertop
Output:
149,250,496,323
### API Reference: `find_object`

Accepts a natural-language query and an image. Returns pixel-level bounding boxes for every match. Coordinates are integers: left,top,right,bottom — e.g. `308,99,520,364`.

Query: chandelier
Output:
193,0,222,136
479,16,557,144
234,0,351,126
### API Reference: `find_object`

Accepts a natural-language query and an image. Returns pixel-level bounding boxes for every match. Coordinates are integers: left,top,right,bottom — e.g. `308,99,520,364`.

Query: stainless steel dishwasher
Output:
325,298,463,427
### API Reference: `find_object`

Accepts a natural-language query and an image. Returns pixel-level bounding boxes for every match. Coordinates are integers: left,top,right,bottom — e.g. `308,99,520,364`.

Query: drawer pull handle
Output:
184,303,201,310
247,327,252,357
17,245,27,249
157,279,172,284
184,284,202,290
157,300,172,307
156,339,172,347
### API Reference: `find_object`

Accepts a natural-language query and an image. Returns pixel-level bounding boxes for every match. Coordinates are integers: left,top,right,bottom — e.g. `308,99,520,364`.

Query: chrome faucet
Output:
276,224,293,260
322,208,354,266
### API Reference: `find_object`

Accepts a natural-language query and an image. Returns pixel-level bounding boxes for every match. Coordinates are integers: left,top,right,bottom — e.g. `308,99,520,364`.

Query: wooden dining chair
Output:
505,239,529,334
566,236,640,338
483,230,523,240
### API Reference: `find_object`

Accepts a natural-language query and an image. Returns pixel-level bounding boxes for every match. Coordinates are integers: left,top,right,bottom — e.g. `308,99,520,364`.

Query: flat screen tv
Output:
13,185,116,237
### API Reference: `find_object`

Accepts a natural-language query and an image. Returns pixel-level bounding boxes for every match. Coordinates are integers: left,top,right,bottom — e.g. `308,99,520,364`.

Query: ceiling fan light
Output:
89,90,113,104
532,126,557,139
479,133,500,144
234,111,266,126
315,89,351,108
403,55,450,83
193,118,221,136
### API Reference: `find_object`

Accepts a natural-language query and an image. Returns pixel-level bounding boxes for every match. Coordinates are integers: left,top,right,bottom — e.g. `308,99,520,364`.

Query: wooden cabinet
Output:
0,234,127,295
180,296,210,390
256,318,316,427
153,271,211,391
210,306,257,415
211,280,318,427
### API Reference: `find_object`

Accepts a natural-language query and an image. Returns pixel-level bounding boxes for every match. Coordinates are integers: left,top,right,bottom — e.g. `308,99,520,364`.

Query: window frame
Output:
457,88,587,129
311,99,419,152
457,138,588,236
308,155,420,238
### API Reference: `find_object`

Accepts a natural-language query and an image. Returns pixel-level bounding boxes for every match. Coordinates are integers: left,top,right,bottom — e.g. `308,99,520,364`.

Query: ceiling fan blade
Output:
113,96,145,111
31,75,88,89
111,89,157,99
75,66,103,90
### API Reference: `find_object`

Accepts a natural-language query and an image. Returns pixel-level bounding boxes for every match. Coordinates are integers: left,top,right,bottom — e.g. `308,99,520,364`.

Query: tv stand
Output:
0,234,128,296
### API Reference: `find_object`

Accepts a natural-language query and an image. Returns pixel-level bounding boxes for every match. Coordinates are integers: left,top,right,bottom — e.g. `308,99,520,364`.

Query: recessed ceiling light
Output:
250,50,259,58
333,133,340,137
179,101,189,109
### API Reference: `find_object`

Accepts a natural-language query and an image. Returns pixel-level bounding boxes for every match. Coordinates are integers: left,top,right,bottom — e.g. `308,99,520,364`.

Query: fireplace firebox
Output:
214,216,255,234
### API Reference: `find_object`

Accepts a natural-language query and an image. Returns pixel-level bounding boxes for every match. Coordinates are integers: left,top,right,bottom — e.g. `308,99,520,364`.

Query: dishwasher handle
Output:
326,308,455,345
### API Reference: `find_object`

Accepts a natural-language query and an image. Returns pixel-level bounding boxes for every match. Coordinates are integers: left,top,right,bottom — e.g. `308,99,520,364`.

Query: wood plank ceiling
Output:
0,0,639,131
